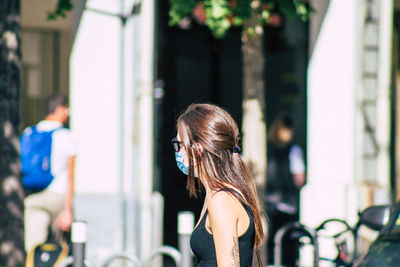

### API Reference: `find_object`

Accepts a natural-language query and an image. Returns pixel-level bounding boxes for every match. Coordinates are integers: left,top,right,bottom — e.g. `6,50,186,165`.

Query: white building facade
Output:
304,0,394,226
302,0,396,263
70,0,156,263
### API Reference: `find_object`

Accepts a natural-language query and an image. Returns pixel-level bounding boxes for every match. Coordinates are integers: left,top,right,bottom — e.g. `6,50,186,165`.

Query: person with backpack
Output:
21,94,77,253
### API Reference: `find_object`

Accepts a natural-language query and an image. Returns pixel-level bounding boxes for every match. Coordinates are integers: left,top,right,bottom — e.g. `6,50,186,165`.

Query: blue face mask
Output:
175,151,199,177
175,151,189,175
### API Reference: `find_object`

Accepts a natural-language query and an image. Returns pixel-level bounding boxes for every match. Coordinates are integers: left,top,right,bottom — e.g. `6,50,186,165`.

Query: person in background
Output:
23,94,77,252
265,113,306,266
173,103,265,267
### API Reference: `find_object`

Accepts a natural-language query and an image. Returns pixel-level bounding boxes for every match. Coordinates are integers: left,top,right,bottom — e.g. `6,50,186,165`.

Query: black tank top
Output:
190,202,255,267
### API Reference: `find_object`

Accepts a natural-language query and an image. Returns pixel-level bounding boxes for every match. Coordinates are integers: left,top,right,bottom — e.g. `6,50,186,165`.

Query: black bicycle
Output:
315,218,355,267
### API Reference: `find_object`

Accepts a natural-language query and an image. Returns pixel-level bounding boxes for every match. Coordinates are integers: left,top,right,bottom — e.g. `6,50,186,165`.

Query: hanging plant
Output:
168,0,312,38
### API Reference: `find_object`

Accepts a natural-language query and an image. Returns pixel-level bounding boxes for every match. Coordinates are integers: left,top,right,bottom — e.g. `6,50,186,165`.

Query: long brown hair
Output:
177,103,265,249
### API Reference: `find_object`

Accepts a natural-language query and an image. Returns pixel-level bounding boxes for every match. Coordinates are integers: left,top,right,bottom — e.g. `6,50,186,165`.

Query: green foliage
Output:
169,0,198,25
168,0,313,38
47,0,73,21
272,0,310,21
203,0,232,38
294,0,312,21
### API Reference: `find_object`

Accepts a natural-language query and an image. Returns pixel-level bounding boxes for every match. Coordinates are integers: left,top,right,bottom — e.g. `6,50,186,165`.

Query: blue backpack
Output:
20,126,61,191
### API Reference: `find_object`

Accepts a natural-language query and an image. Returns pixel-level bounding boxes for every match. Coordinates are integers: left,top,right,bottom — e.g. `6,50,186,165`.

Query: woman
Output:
172,103,264,267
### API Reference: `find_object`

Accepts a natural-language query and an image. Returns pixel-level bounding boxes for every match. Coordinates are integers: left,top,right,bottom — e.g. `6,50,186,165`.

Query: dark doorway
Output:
264,17,308,156
155,0,308,251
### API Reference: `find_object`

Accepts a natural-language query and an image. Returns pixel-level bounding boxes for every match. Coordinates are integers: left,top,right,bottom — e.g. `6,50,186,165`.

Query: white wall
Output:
301,1,362,264
70,0,156,263
70,4,121,194
69,0,130,262
303,0,361,227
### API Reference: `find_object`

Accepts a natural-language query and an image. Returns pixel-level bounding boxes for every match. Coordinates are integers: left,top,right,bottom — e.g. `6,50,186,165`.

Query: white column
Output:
137,0,155,260
302,1,362,264
70,0,139,261
70,1,121,195
304,0,360,227
375,0,394,202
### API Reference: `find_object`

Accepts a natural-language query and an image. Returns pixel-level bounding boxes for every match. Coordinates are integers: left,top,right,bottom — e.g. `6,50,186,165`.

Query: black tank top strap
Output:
216,188,247,205
216,188,230,193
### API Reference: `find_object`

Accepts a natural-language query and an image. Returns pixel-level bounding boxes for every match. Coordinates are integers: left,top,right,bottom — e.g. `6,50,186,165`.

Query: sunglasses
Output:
172,137,183,152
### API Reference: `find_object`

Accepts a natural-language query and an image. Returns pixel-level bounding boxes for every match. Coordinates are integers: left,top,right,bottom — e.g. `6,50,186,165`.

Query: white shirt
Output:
35,120,78,194
289,144,305,174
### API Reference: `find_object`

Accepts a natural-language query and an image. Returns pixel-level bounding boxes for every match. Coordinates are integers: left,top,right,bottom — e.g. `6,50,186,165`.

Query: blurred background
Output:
1,0,400,266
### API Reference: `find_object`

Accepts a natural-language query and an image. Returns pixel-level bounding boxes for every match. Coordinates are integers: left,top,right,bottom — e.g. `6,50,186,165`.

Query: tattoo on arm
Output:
231,237,240,267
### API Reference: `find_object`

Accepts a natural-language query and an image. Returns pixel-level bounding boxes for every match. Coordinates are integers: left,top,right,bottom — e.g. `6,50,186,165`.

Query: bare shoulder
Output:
208,191,240,216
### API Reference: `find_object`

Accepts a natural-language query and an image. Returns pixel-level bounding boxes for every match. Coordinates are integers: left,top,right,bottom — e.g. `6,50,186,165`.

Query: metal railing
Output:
59,211,194,267
273,221,320,267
